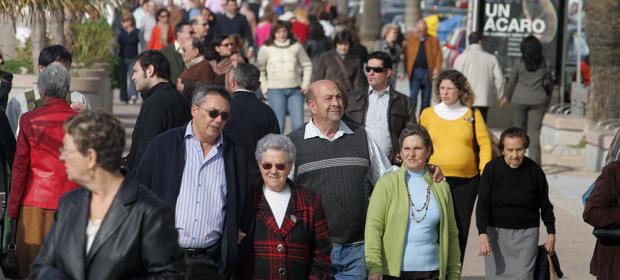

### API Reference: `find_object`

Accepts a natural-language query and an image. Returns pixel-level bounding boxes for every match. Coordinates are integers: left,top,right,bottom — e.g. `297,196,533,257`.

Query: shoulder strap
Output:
471,108,481,171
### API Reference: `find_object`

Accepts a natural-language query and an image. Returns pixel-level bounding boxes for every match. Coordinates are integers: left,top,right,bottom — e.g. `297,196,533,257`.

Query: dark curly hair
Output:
434,69,475,107
520,35,544,72
498,127,530,151
64,110,126,173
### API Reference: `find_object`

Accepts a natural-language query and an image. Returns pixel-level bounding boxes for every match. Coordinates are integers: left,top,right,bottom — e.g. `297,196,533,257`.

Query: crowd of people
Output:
0,0,619,279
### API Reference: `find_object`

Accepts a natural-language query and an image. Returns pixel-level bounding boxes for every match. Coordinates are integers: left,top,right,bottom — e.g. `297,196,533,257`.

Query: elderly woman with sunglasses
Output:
365,125,461,280
236,134,331,279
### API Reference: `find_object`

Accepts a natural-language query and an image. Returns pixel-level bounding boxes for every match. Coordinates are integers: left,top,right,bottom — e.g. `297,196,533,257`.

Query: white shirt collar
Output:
174,41,184,54
186,56,205,68
368,85,390,96
303,119,353,141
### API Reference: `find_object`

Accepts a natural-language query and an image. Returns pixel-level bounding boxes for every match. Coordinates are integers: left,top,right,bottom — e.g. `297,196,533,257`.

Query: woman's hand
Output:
479,234,491,256
368,272,383,280
499,96,509,107
545,234,556,256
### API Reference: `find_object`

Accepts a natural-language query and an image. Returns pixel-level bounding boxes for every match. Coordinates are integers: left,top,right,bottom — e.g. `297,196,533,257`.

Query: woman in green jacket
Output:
365,125,461,280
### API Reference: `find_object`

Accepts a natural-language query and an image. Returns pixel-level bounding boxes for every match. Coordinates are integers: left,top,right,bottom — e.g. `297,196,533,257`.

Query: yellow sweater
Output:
419,107,492,178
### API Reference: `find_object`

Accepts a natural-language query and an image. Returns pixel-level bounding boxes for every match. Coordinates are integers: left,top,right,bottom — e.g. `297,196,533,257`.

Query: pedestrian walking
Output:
453,32,504,121
30,111,184,279
419,69,492,264
477,127,556,280
365,125,461,280
404,20,442,113
148,8,175,50
160,21,193,86
374,24,405,86
256,20,312,133
502,35,551,164
236,134,331,279
313,31,366,92
117,12,141,104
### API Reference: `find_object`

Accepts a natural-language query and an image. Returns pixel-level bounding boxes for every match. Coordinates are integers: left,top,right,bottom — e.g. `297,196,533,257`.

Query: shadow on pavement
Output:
460,277,485,280
542,164,576,175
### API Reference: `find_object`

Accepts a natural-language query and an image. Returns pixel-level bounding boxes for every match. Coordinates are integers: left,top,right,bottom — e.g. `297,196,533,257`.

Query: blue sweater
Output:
402,169,440,271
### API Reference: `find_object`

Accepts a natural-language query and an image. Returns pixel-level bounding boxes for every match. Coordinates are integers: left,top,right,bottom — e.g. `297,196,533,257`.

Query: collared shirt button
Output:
276,243,284,252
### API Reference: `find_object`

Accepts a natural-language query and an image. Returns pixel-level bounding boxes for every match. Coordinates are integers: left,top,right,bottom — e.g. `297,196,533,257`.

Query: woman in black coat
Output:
30,111,184,279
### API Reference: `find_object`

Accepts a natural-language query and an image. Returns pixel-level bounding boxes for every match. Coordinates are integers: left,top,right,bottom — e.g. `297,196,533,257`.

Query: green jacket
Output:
365,167,461,279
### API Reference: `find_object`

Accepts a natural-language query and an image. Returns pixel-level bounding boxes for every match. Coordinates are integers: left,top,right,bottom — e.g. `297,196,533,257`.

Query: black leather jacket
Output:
31,175,184,280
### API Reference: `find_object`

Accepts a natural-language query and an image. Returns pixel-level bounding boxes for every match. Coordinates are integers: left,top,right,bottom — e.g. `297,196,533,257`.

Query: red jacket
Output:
291,20,309,45
237,182,331,280
9,98,79,218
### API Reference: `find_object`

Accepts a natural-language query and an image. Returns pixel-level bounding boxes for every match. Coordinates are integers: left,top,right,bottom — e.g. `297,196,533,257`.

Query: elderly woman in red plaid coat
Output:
237,134,331,279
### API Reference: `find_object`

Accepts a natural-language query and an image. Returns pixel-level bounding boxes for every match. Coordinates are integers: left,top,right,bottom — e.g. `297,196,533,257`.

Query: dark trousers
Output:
384,270,439,280
511,103,546,164
183,242,223,280
446,175,480,264
409,68,433,113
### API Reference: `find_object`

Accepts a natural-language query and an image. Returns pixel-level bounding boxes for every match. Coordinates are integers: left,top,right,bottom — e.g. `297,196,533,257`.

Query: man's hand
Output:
479,234,491,256
427,164,445,182
237,230,247,244
71,102,87,112
368,272,383,280
499,96,509,107
398,73,406,80
176,78,185,93
545,234,556,256
432,69,440,79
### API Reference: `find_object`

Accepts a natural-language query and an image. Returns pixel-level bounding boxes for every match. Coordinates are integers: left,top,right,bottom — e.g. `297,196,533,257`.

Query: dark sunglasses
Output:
196,105,230,120
261,162,287,171
365,66,386,73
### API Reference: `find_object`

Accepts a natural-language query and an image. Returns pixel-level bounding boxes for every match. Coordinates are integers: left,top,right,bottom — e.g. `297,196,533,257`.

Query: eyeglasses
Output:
365,66,386,73
220,43,234,47
196,105,230,121
261,162,287,171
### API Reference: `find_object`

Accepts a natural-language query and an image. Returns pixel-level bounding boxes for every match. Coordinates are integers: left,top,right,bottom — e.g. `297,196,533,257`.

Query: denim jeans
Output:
409,68,432,113
125,58,138,100
267,87,304,133
331,242,367,280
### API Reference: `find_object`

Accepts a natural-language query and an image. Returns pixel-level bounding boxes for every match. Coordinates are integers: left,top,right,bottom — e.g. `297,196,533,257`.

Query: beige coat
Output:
453,44,504,107
256,40,312,94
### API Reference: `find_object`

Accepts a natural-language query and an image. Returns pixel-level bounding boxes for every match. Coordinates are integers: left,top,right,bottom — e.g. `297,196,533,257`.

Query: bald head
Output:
306,80,338,103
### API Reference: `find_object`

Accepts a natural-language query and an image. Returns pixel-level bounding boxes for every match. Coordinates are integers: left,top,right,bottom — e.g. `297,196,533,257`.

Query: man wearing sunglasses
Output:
137,85,251,279
125,50,192,172
345,51,416,165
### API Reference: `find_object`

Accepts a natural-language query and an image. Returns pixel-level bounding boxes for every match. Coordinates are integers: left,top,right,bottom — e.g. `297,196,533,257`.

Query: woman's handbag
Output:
1,243,18,278
1,218,18,278
534,245,563,280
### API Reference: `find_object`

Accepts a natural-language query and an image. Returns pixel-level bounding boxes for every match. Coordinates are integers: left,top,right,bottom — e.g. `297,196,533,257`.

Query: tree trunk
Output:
63,6,80,52
358,0,381,46
0,14,17,59
48,8,64,46
31,10,47,72
336,0,348,17
584,0,620,122
405,0,422,32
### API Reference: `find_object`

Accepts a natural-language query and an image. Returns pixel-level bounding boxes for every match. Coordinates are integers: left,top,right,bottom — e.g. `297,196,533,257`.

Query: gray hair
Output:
398,124,434,157
255,134,296,163
233,63,260,91
191,84,231,106
38,63,70,99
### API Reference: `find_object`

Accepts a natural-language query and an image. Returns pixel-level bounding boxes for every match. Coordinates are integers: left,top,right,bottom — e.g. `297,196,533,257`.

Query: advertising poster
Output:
481,0,560,76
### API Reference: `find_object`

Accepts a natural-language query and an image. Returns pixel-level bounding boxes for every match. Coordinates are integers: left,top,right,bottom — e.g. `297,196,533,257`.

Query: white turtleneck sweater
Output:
432,101,469,120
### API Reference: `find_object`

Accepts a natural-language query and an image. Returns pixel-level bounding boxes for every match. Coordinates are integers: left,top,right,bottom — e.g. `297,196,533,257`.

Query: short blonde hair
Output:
381,24,400,39
434,70,475,107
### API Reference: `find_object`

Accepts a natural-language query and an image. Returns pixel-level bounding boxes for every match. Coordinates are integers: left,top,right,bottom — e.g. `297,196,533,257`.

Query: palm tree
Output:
584,0,620,122
358,0,381,46
0,0,119,71
405,0,422,32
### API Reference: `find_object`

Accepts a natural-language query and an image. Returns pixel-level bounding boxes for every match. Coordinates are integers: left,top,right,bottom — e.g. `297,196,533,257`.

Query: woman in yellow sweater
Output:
419,69,492,264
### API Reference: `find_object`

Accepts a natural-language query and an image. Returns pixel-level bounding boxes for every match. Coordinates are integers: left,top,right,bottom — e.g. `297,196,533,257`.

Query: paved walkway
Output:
113,90,600,279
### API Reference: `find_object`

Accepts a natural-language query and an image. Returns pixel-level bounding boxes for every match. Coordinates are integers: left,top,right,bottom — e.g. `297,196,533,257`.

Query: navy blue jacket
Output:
136,125,252,276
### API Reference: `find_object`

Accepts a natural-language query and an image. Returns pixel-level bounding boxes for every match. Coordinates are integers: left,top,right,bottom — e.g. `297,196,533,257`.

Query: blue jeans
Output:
267,88,304,133
125,58,137,100
409,68,432,112
331,242,367,280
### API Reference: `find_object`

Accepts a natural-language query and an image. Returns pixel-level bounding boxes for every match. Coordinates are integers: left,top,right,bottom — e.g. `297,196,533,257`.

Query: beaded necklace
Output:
404,181,431,223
